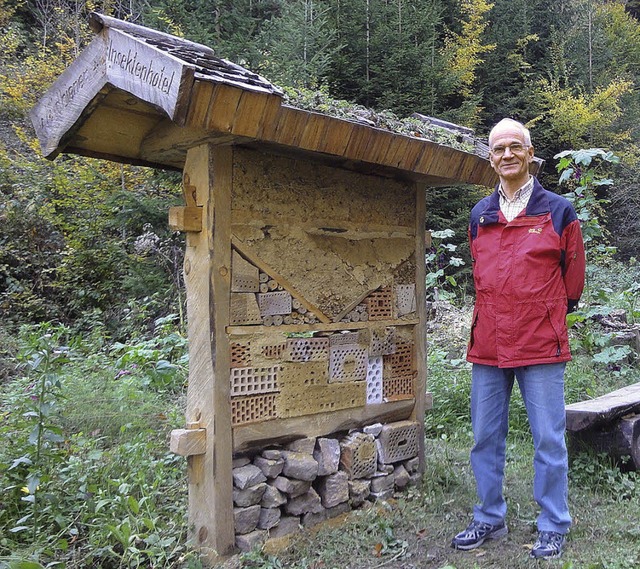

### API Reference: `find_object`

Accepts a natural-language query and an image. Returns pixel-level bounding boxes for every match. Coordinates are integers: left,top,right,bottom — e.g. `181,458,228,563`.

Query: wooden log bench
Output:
565,382,640,469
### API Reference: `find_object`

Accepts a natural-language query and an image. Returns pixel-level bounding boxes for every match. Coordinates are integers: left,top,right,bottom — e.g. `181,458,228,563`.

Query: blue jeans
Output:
470,363,571,534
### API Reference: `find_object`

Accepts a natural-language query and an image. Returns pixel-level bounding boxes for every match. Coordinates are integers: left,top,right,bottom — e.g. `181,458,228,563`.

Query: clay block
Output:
230,292,263,325
231,393,278,426
366,356,383,404
276,382,366,419
231,342,251,368
329,344,368,383
232,250,260,293
262,343,286,359
278,362,328,392
258,291,292,316
377,421,420,464
383,342,415,378
364,287,394,321
284,337,329,362
230,365,280,397
369,327,397,357
383,374,414,401
396,284,416,316
340,432,377,479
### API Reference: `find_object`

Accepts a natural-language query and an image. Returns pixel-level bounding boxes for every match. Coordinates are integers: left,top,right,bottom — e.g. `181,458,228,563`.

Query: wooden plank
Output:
182,143,235,560
317,119,356,156
233,399,415,453
397,138,427,172
269,106,311,148
566,382,640,432
206,83,244,133
170,428,207,456
168,206,202,232
227,318,420,336
30,36,108,158
104,28,195,124
231,237,331,324
413,182,428,474
232,91,282,139
184,80,216,129
298,113,331,152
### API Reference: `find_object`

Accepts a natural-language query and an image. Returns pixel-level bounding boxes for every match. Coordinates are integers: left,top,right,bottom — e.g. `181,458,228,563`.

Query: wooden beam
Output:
170,428,207,456
233,399,415,453
181,143,235,560
226,318,420,337
413,182,428,474
168,206,202,232
566,382,640,432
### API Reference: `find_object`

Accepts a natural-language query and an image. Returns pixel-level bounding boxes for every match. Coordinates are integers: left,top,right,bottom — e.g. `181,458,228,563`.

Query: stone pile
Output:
232,420,421,551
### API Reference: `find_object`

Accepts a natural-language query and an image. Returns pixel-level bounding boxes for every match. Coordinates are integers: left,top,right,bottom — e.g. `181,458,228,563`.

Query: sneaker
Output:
530,531,566,559
450,520,508,550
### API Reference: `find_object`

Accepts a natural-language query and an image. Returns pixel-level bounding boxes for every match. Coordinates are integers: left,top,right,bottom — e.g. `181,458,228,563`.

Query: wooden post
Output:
413,182,428,473
182,143,235,560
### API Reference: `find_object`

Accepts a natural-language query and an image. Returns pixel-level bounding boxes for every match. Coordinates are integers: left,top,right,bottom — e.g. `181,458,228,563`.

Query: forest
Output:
2,0,640,568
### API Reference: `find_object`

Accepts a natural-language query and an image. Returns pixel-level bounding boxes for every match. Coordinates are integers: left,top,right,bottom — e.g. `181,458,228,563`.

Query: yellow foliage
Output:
537,79,632,148
443,0,496,98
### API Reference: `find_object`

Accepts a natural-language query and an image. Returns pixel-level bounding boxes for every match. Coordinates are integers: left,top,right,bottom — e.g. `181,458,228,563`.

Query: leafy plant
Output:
426,229,466,302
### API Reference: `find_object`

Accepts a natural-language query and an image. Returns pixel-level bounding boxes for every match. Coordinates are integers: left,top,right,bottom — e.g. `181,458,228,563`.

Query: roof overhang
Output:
31,13,506,187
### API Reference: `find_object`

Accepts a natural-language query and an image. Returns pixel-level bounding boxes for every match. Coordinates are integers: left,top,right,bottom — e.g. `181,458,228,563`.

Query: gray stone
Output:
326,501,351,519
272,476,312,498
282,451,319,481
348,479,371,507
393,465,410,489
268,515,301,539
233,456,251,468
262,449,283,460
234,504,261,535
287,437,316,454
408,472,422,486
316,471,349,508
404,457,420,474
233,482,267,507
369,488,394,501
313,438,340,476
261,484,287,508
370,473,394,494
254,455,285,479
233,464,267,490
363,423,383,437
235,529,267,552
377,463,394,474
302,507,327,528
257,507,281,530
284,488,323,516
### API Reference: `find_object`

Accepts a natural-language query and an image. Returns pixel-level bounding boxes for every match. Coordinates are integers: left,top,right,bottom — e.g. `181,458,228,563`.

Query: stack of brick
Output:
232,420,421,551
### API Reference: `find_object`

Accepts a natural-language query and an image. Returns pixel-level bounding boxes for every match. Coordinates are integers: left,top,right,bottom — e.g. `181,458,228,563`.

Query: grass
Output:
2,305,640,569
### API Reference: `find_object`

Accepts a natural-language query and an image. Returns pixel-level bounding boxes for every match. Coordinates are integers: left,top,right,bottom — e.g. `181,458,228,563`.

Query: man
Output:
450,118,585,559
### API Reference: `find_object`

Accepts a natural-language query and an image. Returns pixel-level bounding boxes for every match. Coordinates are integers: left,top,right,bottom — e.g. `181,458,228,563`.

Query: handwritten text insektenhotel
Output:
106,39,175,95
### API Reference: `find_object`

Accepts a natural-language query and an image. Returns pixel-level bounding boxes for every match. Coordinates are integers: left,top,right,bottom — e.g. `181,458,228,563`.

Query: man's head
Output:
488,118,534,189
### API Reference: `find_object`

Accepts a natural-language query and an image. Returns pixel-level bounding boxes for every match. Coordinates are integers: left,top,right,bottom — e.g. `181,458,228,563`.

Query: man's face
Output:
489,125,534,184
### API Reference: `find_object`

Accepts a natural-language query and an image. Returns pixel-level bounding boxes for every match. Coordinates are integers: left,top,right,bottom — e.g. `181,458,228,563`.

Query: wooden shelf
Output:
226,318,419,336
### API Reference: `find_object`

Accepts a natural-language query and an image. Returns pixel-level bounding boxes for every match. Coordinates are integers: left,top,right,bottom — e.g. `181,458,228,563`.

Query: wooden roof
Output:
31,12,501,186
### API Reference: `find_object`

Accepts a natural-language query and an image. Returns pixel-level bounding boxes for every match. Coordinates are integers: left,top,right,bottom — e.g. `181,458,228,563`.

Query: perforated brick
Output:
396,284,416,316
284,337,329,362
230,366,280,396
276,382,365,418
369,327,397,357
383,374,414,401
376,421,420,464
262,343,286,359
340,432,377,479
364,287,394,321
329,344,368,383
383,342,414,378
231,393,278,425
366,356,383,404
329,331,360,346
231,250,260,293
230,293,263,325
257,291,292,316
231,342,251,368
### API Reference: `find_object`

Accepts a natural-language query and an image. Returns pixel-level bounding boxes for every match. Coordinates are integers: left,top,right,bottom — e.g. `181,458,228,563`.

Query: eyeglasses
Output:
490,143,529,157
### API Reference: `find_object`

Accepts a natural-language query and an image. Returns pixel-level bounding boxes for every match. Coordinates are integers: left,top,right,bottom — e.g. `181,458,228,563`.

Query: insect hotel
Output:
31,13,499,562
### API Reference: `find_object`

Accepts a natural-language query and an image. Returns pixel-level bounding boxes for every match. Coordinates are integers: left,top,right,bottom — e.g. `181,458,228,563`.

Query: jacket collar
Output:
478,177,549,227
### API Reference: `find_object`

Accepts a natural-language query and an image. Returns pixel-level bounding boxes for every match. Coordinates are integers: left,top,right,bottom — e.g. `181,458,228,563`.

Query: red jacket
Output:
467,178,585,368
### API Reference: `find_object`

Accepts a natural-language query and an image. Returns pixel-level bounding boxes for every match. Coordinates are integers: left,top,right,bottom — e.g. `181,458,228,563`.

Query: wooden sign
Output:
30,27,194,159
